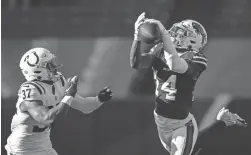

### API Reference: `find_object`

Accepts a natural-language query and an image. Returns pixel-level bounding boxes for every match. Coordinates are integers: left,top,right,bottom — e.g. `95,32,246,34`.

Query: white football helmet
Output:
19,47,62,81
168,19,207,52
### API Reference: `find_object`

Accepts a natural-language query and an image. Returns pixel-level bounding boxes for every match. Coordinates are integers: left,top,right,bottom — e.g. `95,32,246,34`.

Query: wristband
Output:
61,96,74,106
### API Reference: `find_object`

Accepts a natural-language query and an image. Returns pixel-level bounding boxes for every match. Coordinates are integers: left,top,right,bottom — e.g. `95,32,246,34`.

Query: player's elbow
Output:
37,114,54,125
167,61,175,71
130,60,135,68
77,106,97,114
130,59,139,69
169,63,187,73
79,103,102,114
130,63,139,69
169,62,181,72
167,59,179,71
71,103,94,114
81,109,93,114
168,57,188,73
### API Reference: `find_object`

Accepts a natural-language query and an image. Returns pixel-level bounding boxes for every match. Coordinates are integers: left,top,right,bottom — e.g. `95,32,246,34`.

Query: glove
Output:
236,115,248,127
98,86,113,102
134,12,146,41
65,76,78,97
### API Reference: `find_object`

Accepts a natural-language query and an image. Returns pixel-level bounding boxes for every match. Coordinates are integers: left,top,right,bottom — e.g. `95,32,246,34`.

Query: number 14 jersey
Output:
150,43,207,119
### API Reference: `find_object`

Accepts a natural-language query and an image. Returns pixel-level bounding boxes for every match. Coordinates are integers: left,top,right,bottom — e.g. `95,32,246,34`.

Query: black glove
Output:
237,117,248,127
65,76,78,97
98,86,113,102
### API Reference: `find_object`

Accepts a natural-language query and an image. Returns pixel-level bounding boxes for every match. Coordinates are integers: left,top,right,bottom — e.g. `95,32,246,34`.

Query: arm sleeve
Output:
70,94,103,114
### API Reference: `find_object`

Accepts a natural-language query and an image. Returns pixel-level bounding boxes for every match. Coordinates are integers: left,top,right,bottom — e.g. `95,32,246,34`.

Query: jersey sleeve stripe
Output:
24,82,43,95
192,60,207,67
193,56,207,62
33,81,46,94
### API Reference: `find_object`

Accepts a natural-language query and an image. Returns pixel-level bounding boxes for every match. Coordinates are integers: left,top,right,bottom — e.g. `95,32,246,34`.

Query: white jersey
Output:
5,72,68,154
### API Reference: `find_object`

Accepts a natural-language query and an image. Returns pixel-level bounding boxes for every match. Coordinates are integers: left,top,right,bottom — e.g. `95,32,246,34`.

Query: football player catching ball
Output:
130,12,247,155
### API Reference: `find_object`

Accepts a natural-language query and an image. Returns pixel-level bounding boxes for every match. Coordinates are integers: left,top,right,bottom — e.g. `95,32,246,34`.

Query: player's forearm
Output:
43,103,67,124
130,40,142,69
70,94,103,114
161,31,188,73
161,31,178,56
41,97,72,125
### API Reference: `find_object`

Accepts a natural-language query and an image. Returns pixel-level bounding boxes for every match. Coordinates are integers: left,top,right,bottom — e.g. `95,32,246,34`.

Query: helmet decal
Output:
25,51,39,67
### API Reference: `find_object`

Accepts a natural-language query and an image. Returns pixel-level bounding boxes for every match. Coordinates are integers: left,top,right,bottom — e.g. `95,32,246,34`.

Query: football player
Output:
5,48,113,155
130,12,247,155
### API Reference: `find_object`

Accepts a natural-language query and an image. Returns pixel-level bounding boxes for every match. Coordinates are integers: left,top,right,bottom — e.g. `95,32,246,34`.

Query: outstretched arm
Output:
23,100,70,126
21,76,78,125
69,87,113,114
71,95,102,114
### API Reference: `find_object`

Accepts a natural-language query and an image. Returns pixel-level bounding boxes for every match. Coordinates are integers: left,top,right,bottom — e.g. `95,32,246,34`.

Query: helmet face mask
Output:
19,48,62,81
168,19,207,53
45,58,63,77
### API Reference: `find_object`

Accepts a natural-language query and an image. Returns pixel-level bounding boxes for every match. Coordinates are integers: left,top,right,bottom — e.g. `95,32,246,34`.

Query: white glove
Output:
134,12,146,41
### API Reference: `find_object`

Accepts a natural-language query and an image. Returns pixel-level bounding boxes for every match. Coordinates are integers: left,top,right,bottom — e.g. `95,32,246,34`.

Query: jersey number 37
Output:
21,88,32,100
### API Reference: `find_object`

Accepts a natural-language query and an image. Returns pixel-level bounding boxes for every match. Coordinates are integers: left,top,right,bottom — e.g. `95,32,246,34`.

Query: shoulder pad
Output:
18,81,45,101
192,53,207,69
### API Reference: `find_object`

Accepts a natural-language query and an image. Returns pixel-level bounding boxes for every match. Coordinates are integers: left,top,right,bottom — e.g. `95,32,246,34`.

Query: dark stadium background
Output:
2,0,251,155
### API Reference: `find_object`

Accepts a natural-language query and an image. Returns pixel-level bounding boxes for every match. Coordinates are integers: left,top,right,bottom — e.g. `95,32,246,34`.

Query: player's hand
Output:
65,76,78,97
237,116,248,127
144,18,166,34
134,12,146,40
98,86,113,102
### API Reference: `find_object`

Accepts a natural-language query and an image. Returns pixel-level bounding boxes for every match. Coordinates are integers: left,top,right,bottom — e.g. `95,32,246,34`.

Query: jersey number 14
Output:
155,75,177,101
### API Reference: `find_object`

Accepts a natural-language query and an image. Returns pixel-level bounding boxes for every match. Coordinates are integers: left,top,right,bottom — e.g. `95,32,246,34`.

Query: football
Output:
139,22,161,44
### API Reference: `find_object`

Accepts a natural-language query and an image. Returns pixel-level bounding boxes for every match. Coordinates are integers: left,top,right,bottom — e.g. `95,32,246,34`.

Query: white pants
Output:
5,145,58,155
154,111,198,155
5,128,56,155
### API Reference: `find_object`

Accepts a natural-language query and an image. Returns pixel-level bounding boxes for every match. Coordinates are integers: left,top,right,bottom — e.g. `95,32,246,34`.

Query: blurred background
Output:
1,0,251,155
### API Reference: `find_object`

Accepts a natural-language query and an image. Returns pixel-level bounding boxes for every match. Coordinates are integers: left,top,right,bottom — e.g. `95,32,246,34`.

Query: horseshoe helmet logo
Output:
24,51,39,67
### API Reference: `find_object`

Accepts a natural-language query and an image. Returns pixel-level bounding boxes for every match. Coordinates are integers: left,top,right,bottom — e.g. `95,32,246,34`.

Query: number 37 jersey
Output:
13,74,68,130
150,43,207,118
6,73,68,154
